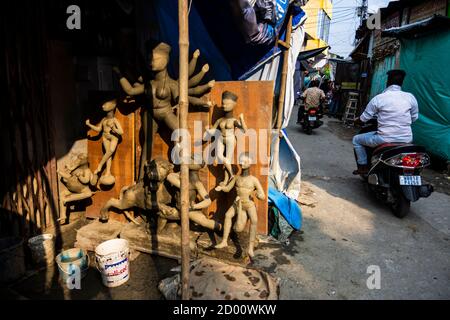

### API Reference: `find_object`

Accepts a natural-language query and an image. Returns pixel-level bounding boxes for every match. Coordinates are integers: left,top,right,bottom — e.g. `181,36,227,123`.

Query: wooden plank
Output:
151,81,273,234
86,105,135,222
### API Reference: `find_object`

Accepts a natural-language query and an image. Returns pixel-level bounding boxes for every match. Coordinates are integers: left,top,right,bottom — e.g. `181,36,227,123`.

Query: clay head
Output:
239,152,254,170
146,158,174,181
222,91,238,112
102,100,117,112
151,42,171,72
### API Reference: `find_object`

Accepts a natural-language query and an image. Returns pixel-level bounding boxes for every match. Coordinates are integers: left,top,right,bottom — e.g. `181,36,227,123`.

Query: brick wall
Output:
409,0,447,23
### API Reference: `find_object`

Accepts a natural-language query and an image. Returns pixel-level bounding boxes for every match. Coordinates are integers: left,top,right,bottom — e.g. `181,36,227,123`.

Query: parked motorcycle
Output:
355,120,434,218
299,105,323,135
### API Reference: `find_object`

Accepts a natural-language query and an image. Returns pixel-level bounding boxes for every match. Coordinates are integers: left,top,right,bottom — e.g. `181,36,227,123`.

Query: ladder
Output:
343,92,359,125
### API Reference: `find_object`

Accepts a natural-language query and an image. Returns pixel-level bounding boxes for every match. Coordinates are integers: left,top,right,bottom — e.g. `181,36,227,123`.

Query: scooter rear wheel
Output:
391,193,411,218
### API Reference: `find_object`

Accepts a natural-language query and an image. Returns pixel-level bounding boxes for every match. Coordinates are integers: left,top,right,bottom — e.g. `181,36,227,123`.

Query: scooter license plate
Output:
399,176,422,186
308,116,317,121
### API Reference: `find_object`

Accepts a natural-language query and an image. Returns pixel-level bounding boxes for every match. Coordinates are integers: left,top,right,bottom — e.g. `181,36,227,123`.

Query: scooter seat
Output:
373,143,411,156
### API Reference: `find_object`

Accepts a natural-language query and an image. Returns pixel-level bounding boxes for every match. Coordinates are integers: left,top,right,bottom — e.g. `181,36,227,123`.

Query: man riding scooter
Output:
352,69,419,175
297,80,325,133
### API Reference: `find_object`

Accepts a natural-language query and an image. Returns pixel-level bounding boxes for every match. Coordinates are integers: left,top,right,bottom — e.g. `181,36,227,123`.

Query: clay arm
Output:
237,113,248,132
203,118,222,140
216,176,237,193
188,64,209,87
86,119,103,132
192,182,212,210
166,172,181,189
188,96,213,108
188,80,215,96
113,118,124,136
189,49,200,77
119,78,145,96
253,177,266,201
113,67,145,96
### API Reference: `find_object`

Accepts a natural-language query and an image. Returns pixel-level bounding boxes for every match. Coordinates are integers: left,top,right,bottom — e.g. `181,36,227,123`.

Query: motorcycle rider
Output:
352,69,419,175
297,79,326,123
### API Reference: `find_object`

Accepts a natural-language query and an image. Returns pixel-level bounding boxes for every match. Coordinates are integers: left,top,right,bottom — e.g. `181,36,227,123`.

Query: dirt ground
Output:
2,217,178,300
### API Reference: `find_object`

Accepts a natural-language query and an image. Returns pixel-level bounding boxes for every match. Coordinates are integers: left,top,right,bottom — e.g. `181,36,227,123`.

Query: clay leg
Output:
233,208,248,233
59,190,93,222
58,190,70,222
223,136,236,184
216,139,228,186
104,138,118,177
215,206,235,249
189,211,222,231
100,198,128,222
94,139,110,175
163,111,179,132
246,204,258,258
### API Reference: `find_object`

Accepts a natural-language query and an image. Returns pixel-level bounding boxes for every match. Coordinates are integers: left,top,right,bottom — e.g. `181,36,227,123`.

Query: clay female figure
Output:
204,91,247,186
114,43,215,132
57,153,93,223
86,99,124,186
215,153,265,258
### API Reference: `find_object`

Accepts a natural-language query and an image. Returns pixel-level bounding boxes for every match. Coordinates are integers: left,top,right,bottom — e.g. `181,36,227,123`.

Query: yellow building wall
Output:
303,0,333,50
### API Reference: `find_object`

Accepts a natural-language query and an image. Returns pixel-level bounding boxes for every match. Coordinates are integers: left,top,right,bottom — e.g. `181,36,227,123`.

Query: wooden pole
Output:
276,12,293,131
178,0,191,300
272,12,293,189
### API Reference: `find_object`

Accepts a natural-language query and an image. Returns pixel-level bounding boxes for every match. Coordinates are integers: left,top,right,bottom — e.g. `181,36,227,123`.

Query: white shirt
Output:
360,85,419,143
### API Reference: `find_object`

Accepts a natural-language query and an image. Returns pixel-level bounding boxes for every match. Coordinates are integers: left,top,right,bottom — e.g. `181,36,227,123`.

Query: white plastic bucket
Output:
95,239,130,288
56,248,89,282
28,234,55,266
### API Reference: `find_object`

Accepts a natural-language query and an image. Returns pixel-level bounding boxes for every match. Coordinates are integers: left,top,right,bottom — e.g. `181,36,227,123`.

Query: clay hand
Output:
193,49,200,59
85,119,91,126
208,80,215,88
202,64,210,73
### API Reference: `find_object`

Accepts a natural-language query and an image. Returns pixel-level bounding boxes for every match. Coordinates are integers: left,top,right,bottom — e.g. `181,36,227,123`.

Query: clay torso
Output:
63,168,88,193
102,118,116,138
219,118,237,137
235,176,256,204
149,79,174,110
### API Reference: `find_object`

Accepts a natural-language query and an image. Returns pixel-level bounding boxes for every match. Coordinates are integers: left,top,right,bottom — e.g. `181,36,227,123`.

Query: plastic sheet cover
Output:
399,33,450,161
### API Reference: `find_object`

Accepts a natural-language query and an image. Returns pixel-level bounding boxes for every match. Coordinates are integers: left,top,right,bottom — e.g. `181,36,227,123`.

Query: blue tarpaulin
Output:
268,186,302,231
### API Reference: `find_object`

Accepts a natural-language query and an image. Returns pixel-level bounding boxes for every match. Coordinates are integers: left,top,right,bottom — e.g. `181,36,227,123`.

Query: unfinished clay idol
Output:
203,91,247,187
86,100,124,187
57,153,93,224
215,153,265,258
115,43,215,132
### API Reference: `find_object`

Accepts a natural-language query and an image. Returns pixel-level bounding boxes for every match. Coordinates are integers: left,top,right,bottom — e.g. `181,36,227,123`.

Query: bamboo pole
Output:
272,12,293,189
178,0,191,301
276,12,293,131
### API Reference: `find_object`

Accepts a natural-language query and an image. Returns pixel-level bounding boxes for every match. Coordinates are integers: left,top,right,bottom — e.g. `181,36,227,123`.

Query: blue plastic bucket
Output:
55,248,89,282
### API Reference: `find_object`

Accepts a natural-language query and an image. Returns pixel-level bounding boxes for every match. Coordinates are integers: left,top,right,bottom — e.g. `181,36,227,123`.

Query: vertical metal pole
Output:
178,0,190,300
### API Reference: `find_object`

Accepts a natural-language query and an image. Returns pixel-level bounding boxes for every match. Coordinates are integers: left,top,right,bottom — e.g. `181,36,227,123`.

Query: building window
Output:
317,9,331,43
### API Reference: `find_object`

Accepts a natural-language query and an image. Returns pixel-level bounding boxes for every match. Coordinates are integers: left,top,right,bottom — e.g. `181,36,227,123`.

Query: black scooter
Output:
356,120,434,218
297,102,324,135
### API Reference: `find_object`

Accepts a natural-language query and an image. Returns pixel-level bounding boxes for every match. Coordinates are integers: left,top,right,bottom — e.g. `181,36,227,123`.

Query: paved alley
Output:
254,115,450,299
